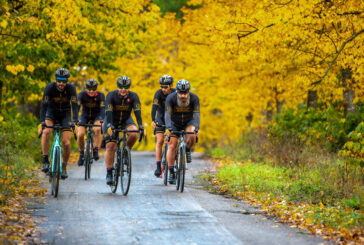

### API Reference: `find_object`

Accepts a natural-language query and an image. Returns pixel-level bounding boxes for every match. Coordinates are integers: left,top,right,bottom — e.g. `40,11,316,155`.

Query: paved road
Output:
32,151,332,245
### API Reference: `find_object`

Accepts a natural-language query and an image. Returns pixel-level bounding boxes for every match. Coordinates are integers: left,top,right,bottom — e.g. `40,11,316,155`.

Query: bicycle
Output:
154,124,169,186
171,130,196,193
81,121,103,180
39,124,76,197
109,128,142,195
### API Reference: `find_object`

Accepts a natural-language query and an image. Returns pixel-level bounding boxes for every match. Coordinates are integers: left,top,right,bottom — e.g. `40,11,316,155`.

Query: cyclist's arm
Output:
71,86,78,122
151,92,159,122
105,92,113,129
165,96,172,130
97,93,106,120
76,92,82,115
132,94,143,128
193,95,200,131
39,85,50,122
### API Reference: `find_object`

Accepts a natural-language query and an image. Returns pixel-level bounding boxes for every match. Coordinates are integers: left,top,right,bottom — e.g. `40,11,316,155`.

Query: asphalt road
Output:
31,151,332,245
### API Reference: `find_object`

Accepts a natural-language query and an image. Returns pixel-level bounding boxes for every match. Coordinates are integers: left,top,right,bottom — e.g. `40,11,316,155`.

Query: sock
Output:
186,147,191,153
168,166,174,174
43,155,49,162
156,161,161,169
107,167,113,171
93,147,98,151
79,150,84,155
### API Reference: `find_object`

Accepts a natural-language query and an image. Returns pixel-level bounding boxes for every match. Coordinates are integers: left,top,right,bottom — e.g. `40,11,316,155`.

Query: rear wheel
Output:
120,147,132,196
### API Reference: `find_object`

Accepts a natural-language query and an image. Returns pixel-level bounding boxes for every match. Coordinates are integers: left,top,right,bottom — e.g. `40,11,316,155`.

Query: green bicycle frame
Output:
50,130,62,174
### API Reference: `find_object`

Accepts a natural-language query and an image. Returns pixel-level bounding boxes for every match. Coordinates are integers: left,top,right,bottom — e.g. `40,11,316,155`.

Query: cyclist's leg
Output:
123,117,138,149
77,125,86,165
154,130,165,177
105,135,117,184
185,124,196,149
167,137,178,168
61,131,72,163
42,118,54,155
92,119,103,148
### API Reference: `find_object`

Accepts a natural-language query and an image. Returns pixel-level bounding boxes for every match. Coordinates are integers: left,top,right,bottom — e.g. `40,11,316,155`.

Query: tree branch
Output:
311,28,364,85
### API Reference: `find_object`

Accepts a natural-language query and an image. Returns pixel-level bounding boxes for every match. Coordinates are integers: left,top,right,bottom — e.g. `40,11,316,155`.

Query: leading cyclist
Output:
38,68,78,179
165,79,200,184
104,76,144,185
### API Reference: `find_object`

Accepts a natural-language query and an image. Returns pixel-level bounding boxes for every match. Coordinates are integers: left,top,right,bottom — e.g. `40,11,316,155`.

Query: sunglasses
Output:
87,87,97,91
56,77,68,83
118,85,130,89
160,85,169,89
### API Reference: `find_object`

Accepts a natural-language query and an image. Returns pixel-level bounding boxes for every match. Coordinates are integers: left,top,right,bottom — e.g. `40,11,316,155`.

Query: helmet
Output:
85,79,98,89
176,79,191,93
159,75,173,85
55,68,70,81
117,76,131,88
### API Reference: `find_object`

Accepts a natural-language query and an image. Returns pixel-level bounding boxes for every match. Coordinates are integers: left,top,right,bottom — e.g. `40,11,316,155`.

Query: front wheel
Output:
178,147,186,193
110,149,121,193
162,144,168,186
51,147,61,197
85,138,92,180
120,147,132,196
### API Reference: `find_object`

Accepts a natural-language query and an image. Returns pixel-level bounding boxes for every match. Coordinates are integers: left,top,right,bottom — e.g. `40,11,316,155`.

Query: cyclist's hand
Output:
152,121,156,129
195,131,199,138
107,124,114,136
38,123,44,135
139,126,145,136
167,129,172,138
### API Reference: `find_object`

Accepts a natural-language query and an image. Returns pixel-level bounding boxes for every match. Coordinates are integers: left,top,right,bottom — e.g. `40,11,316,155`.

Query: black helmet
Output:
85,79,98,89
55,68,70,81
117,76,131,88
159,75,173,85
176,79,191,93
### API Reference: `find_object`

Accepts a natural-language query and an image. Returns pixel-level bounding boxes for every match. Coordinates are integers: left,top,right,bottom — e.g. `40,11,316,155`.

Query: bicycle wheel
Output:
175,149,180,191
178,147,186,193
52,147,61,197
85,138,91,180
120,147,132,196
162,144,168,186
110,149,121,193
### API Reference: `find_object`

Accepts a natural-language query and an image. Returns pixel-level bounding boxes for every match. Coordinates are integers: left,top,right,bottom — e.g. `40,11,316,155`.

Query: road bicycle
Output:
40,124,76,197
81,121,103,180
172,130,196,192
109,128,142,195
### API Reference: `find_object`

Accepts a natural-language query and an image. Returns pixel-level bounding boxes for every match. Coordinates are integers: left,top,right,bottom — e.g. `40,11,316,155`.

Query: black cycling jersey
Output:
165,92,200,131
77,91,105,120
151,88,176,125
105,90,143,128
40,82,78,122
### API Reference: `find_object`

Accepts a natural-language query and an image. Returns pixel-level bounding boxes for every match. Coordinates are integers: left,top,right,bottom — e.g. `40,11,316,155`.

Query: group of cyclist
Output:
38,68,200,185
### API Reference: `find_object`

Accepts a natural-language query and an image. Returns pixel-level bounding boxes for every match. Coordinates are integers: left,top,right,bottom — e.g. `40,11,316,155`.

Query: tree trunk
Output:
307,90,318,108
341,68,356,114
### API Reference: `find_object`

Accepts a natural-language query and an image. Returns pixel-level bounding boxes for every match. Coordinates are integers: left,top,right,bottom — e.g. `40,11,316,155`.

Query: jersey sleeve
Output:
132,93,143,128
105,92,113,127
193,95,200,131
165,94,173,130
97,92,106,120
70,86,78,122
39,85,51,122
151,91,159,122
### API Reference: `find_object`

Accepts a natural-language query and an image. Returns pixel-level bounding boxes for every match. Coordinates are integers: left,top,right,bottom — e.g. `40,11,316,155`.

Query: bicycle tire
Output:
85,138,91,180
162,144,168,186
110,149,121,193
175,148,180,191
53,147,61,197
120,147,132,196
179,147,186,193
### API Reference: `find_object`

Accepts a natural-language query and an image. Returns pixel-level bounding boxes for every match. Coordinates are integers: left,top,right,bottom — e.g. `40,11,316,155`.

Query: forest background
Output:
0,0,363,243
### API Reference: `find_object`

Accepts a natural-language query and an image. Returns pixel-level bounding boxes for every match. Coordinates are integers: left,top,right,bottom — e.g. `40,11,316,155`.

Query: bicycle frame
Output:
50,129,62,174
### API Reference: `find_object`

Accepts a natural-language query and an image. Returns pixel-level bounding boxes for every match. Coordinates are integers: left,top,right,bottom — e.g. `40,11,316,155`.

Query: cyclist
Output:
104,76,144,185
77,79,105,165
165,79,200,184
38,68,78,179
151,75,176,177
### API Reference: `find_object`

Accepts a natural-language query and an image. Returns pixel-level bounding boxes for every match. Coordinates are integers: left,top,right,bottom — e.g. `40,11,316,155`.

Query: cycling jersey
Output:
77,91,105,124
151,88,176,126
105,90,142,128
165,92,200,131
40,82,78,123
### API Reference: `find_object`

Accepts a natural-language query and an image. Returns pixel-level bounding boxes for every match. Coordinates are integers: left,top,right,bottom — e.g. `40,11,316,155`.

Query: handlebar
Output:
114,129,143,142
38,124,78,140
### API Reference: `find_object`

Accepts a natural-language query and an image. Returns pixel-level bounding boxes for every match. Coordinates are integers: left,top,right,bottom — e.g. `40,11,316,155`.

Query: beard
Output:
177,94,190,108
